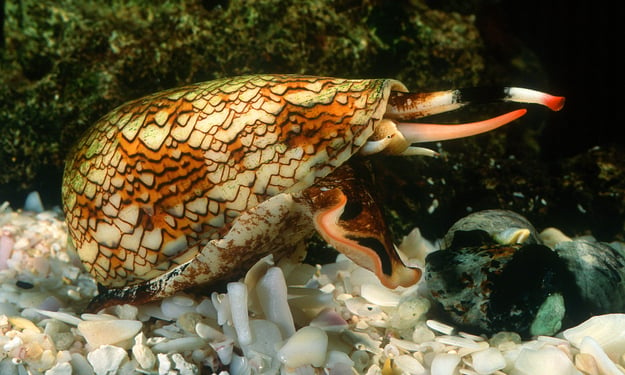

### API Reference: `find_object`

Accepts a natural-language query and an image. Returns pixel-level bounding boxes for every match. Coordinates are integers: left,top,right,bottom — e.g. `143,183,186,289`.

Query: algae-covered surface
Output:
1,0,623,240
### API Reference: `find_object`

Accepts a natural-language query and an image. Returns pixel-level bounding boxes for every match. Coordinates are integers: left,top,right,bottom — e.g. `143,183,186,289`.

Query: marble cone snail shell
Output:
61,75,564,311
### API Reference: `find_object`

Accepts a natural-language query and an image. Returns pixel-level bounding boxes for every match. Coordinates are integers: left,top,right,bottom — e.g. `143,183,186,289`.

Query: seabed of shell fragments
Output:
1,194,625,375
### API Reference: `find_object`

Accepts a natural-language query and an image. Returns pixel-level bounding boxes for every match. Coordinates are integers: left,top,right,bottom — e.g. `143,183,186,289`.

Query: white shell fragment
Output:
2,207,625,374
241,319,283,373
227,282,252,346
325,350,355,369
471,347,506,374
426,320,456,335
161,293,197,320
35,309,83,326
210,336,234,365
394,354,426,374
277,326,328,368
562,313,625,360
513,346,581,375
196,322,226,340
435,335,482,350
158,353,198,375
579,336,623,375
86,345,128,375
360,283,400,307
23,191,44,213
309,308,349,332
430,353,461,375
78,319,142,349
45,362,72,375
344,297,382,317
132,332,156,370
151,337,206,353
256,267,296,338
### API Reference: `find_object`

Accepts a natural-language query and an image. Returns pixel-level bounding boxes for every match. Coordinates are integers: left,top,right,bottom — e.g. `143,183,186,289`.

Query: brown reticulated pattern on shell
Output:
61,75,397,287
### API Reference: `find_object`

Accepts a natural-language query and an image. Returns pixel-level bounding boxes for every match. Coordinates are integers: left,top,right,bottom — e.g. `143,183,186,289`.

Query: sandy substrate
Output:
1,201,624,375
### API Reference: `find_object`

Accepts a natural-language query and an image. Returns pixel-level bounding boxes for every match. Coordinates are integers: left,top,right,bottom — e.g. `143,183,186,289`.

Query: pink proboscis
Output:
397,109,527,144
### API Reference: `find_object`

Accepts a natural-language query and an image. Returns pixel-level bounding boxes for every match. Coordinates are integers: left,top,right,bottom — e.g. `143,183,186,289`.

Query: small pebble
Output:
38,296,63,311
435,335,482,349
195,298,218,319
325,350,354,369
81,313,117,321
23,191,44,213
240,319,283,373
0,234,14,270
196,322,226,341
171,353,198,375
344,297,382,317
151,336,206,353
78,319,142,348
513,346,579,375
430,353,461,375
575,352,600,375
8,316,40,332
69,353,94,375
350,350,371,373
394,297,430,329
16,280,34,289
177,312,205,334
471,348,506,374
256,267,296,338
210,337,234,365
393,354,426,374
389,337,421,352
228,282,252,346
112,304,139,320
161,294,197,320
228,354,249,375
412,323,436,344
44,362,72,375
360,283,400,307
35,310,83,326
212,292,231,326
132,333,156,370
157,353,172,374
87,345,128,375
277,326,328,368
426,320,456,335
489,331,522,351
309,308,349,332
0,302,19,316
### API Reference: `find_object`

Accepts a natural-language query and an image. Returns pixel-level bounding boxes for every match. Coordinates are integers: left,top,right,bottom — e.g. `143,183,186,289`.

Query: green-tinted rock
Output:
530,293,565,336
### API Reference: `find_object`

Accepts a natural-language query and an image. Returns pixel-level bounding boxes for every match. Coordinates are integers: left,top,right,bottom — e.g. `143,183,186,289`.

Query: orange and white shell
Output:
62,75,408,288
